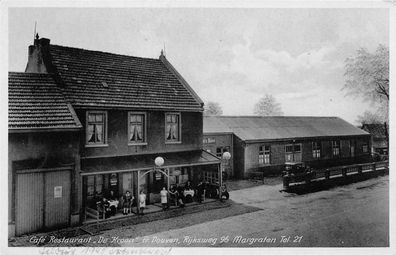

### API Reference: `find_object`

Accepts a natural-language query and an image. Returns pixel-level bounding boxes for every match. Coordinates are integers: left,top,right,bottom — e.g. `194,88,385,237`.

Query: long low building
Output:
203,116,372,178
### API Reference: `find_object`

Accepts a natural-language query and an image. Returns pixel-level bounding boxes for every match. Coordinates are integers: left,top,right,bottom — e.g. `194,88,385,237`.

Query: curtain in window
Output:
88,124,95,143
96,124,103,142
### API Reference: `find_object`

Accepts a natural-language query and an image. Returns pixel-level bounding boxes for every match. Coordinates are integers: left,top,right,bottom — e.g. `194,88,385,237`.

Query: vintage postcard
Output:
1,1,394,255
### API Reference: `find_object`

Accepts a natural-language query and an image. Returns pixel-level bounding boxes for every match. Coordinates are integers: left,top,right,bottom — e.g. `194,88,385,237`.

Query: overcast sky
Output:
8,8,389,124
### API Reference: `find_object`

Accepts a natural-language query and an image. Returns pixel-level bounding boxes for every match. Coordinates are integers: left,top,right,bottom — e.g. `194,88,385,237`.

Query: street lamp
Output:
155,156,164,167
220,152,231,199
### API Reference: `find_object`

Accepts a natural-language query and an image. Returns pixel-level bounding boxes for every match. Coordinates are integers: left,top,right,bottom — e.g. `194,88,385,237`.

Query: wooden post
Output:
358,165,362,174
167,168,170,190
137,170,140,214
325,169,330,180
218,163,222,200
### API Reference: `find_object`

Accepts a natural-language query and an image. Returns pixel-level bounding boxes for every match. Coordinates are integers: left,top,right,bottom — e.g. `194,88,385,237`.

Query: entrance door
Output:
15,169,71,236
44,171,71,229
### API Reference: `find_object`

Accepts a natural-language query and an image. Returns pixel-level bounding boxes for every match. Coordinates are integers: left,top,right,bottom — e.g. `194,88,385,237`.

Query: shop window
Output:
86,111,107,145
332,140,340,156
86,175,104,207
203,171,219,184
312,141,321,159
129,113,146,144
165,113,181,142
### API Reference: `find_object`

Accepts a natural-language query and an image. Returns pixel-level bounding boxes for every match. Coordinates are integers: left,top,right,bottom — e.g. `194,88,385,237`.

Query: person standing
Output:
169,185,179,206
220,184,229,202
196,181,204,203
160,187,168,210
122,191,133,215
139,190,146,215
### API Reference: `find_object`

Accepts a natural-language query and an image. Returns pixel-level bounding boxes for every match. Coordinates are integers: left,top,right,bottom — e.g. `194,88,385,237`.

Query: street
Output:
119,176,389,247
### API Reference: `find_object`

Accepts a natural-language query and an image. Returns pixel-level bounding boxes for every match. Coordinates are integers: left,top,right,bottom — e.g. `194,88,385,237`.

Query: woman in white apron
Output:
139,190,146,215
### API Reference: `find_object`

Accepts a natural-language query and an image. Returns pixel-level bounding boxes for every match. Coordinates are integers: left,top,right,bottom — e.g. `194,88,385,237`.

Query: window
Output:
165,113,180,142
86,111,107,145
128,113,146,144
86,175,103,198
259,145,271,165
312,141,321,159
216,146,231,159
362,144,369,153
203,171,219,184
332,140,340,156
216,148,222,157
285,143,302,162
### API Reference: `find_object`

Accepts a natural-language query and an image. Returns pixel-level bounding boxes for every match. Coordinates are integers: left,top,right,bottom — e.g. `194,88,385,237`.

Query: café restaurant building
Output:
9,36,221,236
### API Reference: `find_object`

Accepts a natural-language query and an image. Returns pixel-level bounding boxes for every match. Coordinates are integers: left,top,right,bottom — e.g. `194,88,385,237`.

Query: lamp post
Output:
137,156,165,214
220,152,231,199
154,156,168,190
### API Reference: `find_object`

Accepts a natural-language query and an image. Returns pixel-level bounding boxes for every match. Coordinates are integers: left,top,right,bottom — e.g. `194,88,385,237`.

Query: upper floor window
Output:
129,113,146,144
312,141,321,159
332,140,340,156
86,111,107,145
259,145,271,165
165,113,181,142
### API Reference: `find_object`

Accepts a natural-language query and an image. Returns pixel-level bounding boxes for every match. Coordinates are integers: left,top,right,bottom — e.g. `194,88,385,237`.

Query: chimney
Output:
25,34,51,73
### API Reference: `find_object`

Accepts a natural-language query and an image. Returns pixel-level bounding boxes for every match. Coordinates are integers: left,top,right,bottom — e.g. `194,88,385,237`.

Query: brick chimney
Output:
25,34,51,73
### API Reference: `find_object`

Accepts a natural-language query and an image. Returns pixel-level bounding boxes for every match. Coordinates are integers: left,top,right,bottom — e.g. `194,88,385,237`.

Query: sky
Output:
8,8,389,124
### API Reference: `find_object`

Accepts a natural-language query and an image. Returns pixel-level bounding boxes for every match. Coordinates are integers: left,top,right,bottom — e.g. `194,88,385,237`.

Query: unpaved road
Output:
121,176,389,247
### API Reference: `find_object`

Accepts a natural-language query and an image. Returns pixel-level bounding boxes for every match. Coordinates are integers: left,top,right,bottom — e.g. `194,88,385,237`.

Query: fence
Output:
284,161,388,190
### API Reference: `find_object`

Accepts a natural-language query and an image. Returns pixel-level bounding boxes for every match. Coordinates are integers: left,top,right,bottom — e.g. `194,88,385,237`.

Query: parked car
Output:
282,162,316,184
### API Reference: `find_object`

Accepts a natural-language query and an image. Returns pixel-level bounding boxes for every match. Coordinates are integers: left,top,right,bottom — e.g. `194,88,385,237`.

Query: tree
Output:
253,94,283,116
204,101,223,116
343,44,389,104
356,110,383,126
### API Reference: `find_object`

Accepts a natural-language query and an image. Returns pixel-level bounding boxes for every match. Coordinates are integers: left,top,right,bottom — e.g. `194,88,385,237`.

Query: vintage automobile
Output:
282,162,316,187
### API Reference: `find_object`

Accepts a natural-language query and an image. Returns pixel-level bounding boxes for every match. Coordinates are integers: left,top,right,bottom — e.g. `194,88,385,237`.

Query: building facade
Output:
361,123,389,156
204,116,372,178
8,72,82,237
9,37,221,237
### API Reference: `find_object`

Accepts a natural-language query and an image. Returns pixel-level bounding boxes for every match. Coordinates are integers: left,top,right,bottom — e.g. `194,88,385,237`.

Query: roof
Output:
81,150,220,175
8,72,82,131
203,116,370,142
361,124,388,139
47,44,203,111
203,116,234,134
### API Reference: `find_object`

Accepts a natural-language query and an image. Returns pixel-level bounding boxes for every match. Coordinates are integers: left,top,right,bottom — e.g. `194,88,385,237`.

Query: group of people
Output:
97,181,230,218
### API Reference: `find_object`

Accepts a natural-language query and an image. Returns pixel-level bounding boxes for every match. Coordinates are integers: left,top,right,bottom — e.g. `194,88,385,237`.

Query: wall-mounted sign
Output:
203,138,216,144
155,172,162,180
110,173,118,186
54,186,62,198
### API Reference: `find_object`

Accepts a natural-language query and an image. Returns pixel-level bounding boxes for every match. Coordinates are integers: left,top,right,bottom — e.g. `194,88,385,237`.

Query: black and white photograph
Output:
2,0,394,254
